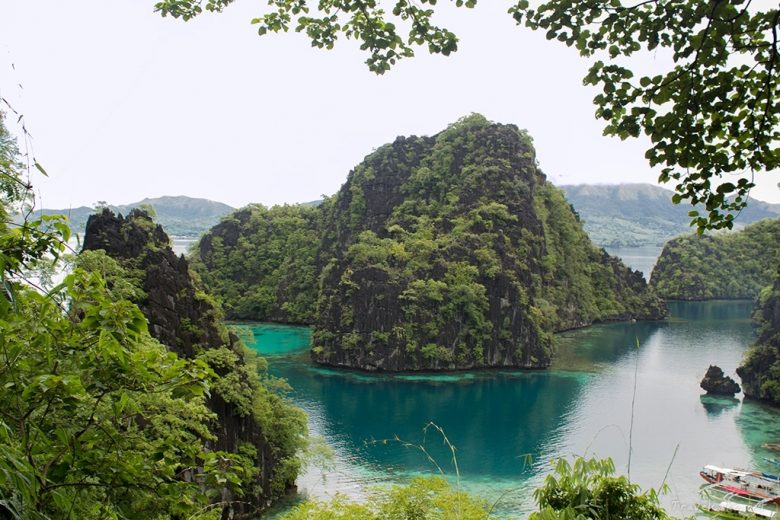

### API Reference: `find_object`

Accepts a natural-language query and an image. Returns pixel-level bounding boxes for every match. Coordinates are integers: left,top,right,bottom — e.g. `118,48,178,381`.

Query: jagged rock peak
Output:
82,208,306,515
700,365,741,396
310,115,666,372
84,208,224,358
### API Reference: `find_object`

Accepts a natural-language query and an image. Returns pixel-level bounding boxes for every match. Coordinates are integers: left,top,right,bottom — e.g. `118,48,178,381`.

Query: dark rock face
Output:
700,365,741,396
737,265,780,404
83,209,224,358
310,117,666,372
82,209,297,515
189,116,666,373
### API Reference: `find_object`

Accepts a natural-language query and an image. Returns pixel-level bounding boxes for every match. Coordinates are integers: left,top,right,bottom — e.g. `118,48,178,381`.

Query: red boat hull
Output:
700,470,780,503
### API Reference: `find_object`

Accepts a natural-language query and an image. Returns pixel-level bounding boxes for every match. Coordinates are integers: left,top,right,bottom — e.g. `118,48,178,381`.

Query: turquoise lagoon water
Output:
237,301,780,517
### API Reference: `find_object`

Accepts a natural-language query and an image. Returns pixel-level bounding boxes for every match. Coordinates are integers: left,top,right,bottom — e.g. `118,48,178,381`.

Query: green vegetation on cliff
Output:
195,115,665,371
560,184,779,248
650,218,780,300
737,266,780,404
312,115,664,370
0,112,246,518
192,204,319,323
82,208,308,514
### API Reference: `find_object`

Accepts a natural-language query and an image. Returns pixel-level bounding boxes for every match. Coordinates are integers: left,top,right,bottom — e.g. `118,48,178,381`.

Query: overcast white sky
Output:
1,0,778,210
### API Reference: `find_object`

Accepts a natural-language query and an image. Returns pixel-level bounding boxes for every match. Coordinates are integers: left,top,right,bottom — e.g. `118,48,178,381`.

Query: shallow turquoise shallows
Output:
236,300,780,518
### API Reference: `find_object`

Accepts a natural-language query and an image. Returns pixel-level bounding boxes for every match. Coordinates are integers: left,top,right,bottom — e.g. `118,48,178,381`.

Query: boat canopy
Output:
704,465,750,477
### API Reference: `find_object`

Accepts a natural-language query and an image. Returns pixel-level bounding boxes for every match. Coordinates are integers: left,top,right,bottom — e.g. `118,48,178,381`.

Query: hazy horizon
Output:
29,181,780,213
2,1,778,209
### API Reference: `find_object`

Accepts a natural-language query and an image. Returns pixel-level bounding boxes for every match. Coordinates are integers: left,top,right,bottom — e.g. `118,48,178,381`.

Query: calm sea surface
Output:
236,299,780,518
603,245,664,280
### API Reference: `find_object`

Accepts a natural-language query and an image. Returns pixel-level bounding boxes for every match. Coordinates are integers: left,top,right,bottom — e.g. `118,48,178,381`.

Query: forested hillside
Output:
194,115,666,372
193,204,320,323
650,218,780,300
28,195,234,237
560,184,779,247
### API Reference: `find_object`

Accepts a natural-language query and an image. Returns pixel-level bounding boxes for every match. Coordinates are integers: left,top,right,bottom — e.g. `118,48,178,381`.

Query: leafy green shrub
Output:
531,458,670,520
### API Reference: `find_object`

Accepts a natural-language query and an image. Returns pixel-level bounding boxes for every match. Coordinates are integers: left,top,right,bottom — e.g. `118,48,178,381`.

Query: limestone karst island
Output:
2,1,780,519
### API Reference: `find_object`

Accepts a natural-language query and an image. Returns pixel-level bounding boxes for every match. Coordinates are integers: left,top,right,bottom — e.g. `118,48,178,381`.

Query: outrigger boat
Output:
698,487,777,518
700,465,780,503
697,499,777,518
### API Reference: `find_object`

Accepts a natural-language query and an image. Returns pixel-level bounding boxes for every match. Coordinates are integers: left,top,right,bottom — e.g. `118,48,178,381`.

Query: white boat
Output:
698,499,777,518
699,485,779,518
700,465,780,503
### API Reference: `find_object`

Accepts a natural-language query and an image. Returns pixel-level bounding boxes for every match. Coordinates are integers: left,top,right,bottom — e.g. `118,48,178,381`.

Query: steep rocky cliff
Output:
192,116,665,372
82,209,306,516
737,265,780,404
311,115,665,371
650,217,780,300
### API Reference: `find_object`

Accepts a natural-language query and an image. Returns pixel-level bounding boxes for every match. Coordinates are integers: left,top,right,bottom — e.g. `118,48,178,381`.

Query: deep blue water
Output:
237,300,780,517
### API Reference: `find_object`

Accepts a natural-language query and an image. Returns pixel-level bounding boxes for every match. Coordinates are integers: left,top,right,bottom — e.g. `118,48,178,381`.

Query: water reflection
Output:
272,362,588,478
736,400,780,473
667,300,754,323
237,301,780,517
555,321,664,370
699,394,740,418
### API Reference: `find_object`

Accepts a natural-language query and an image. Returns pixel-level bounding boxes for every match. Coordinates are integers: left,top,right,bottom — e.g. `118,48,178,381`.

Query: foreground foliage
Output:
531,458,669,520
0,111,307,517
281,476,489,520
279,457,673,520
515,0,780,232
650,217,780,300
0,270,220,518
153,0,780,232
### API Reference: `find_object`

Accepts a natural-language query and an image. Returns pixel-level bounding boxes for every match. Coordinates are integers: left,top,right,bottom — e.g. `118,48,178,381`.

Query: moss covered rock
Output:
737,265,780,404
83,209,307,515
312,115,665,371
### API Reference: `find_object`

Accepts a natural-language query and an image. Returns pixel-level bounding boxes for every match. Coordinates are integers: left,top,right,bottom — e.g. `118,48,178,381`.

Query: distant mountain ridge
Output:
559,183,780,247
29,195,234,237
26,185,779,245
